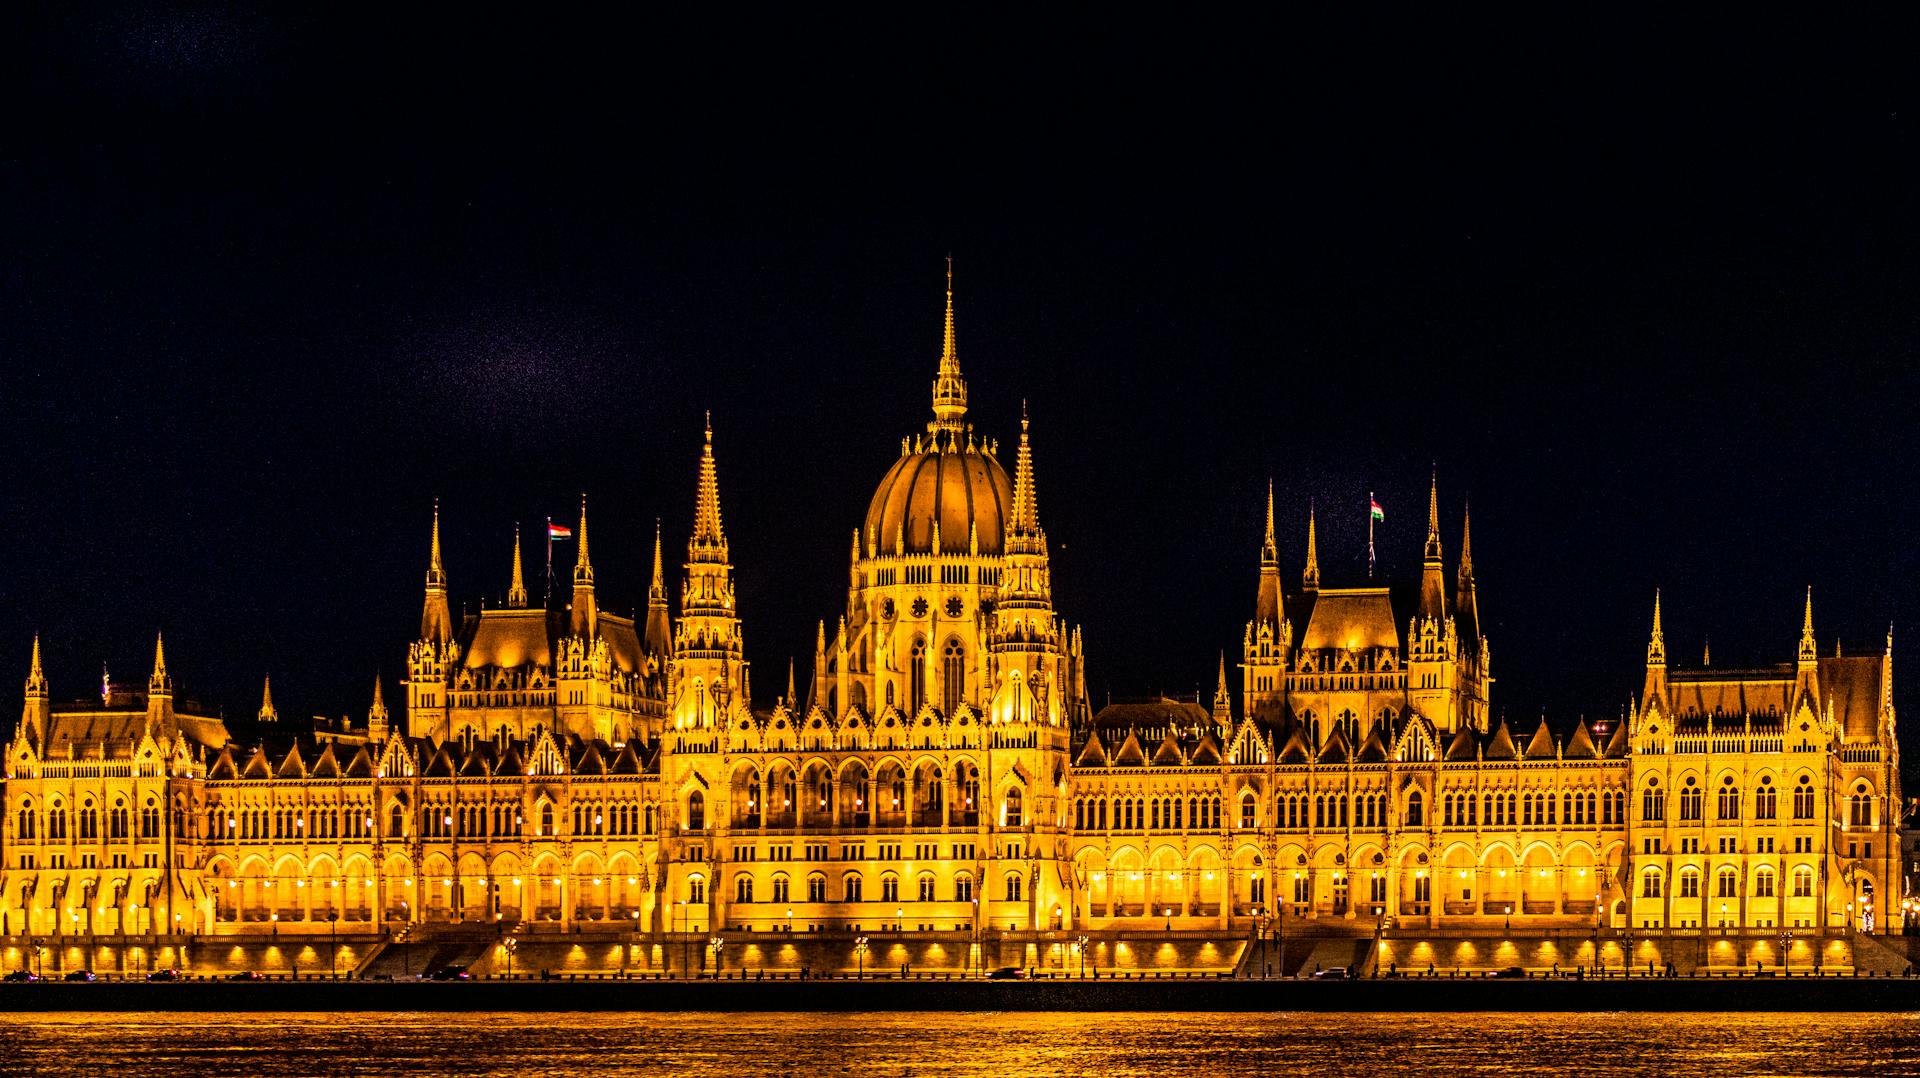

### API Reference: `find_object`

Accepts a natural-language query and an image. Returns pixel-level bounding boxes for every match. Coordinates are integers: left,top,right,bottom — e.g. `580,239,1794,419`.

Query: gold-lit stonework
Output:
0,272,1901,973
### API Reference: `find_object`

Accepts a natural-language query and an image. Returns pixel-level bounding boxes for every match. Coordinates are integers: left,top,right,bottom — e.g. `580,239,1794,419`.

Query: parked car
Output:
144,969,182,982
985,966,1027,980
226,971,264,982
3,971,38,983
62,970,94,982
425,965,471,982
1311,967,1350,980
1490,967,1527,979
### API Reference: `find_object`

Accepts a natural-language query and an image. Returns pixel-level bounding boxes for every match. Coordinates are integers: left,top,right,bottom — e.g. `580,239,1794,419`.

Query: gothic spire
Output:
643,519,672,662
1424,468,1443,563
570,495,597,636
420,501,453,645
1303,502,1320,591
507,524,528,608
25,634,46,699
1458,500,1473,584
1010,403,1040,536
1254,480,1282,628
786,657,797,708
257,674,278,722
931,257,968,433
693,414,727,548
1212,651,1233,726
1647,590,1666,666
149,632,171,695
1798,586,1817,663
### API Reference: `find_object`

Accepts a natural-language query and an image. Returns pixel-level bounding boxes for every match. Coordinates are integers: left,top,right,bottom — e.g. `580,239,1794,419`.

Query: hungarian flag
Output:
547,522,573,540
1369,497,1385,522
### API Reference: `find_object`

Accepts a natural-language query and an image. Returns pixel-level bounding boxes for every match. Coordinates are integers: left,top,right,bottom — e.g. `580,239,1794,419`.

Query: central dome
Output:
864,444,1012,557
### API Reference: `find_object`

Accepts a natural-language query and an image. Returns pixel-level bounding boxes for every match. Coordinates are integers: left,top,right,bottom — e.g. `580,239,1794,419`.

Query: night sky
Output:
5,13,1916,761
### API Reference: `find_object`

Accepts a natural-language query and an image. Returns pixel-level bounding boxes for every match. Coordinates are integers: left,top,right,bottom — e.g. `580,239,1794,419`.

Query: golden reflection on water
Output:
0,1012,1917,1076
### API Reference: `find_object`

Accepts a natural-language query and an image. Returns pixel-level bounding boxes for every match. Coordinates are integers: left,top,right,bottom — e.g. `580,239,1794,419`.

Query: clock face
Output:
911,597,929,619
880,598,895,620
945,596,965,619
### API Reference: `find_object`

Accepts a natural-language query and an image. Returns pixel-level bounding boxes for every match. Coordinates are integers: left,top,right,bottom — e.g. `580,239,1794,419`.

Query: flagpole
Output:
1368,491,1376,580
545,515,553,609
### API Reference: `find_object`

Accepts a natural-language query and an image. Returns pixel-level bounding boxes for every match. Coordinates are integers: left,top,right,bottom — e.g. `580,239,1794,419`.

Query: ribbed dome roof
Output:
865,446,1012,557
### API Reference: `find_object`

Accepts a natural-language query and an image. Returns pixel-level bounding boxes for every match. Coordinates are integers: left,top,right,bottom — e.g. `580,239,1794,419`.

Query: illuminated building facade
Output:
0,274,1901,954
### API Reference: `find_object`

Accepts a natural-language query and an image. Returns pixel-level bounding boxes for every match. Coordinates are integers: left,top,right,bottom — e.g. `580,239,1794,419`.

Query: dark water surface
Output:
2,1012,1919,1075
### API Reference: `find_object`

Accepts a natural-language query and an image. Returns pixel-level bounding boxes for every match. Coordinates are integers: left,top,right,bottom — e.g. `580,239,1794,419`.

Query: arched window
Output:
687,791,706,831
1642,777,1663,822
1793,865,1814,897
806,874,826,902
1405,790,1424,828
1850,783,1873,827
909,639,927,715
1793,775,1815,819
1755,775,1777,819
1005,873,1023,902
843,872,863,902
389,802,406,838
644,804,657,835
16,799,33,841
540,803,555,836
1240,793,1256,830
881,874,899,902
918,873,936,902
736,875,754,903
48,801,65,840
1678,777,1702,821
771,875,790,903
79,799,98,840
1641,867,1662,898
688,876,705,905
1754,867,1775,898
954,874,973,903
1003,787,1023,828
1716,868,1738,898
942,639,964,719
1717,775,1739,820
1679,867,1699,898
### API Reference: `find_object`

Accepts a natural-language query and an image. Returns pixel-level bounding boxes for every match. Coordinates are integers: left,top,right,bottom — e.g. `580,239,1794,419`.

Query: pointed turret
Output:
643,519,672,661
1798,586,1817,664
1211,652,1233,727
1455,501,1480,640
786,658,797,708
368,675,390,740
257,674,278,723
1642,590,1668,709
1254,480,1282,630
570,495,597,636
675,418,745,730
1418,470,1447,621
148,632,171,697
1794,587,1821,708
22,636,50,747
999,406,1052,602
144,632,175,737
1302,503,1320,591
809,619,827,713
930,257,968,434
420,501,454,645
507,525,528,608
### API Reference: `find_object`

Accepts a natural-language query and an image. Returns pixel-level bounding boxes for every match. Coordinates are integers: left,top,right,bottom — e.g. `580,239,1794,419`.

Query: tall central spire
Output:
1254,480,1282,628
931,257,968,434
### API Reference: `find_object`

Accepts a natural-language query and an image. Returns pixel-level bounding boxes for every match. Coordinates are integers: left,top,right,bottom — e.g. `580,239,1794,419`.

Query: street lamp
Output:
708,936,724,978
1779,929,1793,976
1504,904,1512,934
854,935,870,979
503,936,517,979
1076,934,1090,979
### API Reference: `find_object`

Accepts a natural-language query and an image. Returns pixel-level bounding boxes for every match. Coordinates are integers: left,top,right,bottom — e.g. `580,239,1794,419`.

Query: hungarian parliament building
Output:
1,275,1902,951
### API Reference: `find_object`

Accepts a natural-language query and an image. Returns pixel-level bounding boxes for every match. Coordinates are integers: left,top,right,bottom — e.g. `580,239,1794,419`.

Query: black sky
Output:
4,11,1918,761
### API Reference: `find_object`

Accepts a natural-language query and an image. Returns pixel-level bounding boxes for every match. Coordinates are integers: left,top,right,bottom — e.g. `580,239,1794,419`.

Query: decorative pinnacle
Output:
931,258,968,431
649,519,667,604
576,495,591,570
427,499,445,585
1648,590,1666,666
508,524,528,607
1459,499,1473,581
26,634,46,696
1799,586,1817,662
1424,467,1442,561
1303,502,1320,589
258,674,277,721
694,418,726,544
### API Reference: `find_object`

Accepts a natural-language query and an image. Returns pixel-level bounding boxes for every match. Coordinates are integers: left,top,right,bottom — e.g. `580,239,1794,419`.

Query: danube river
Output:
0,1011,1917,1075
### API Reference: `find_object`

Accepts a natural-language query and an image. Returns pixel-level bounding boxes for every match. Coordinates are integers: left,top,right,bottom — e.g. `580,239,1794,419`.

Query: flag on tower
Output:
547,522,573,540
1369,497,1385,522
